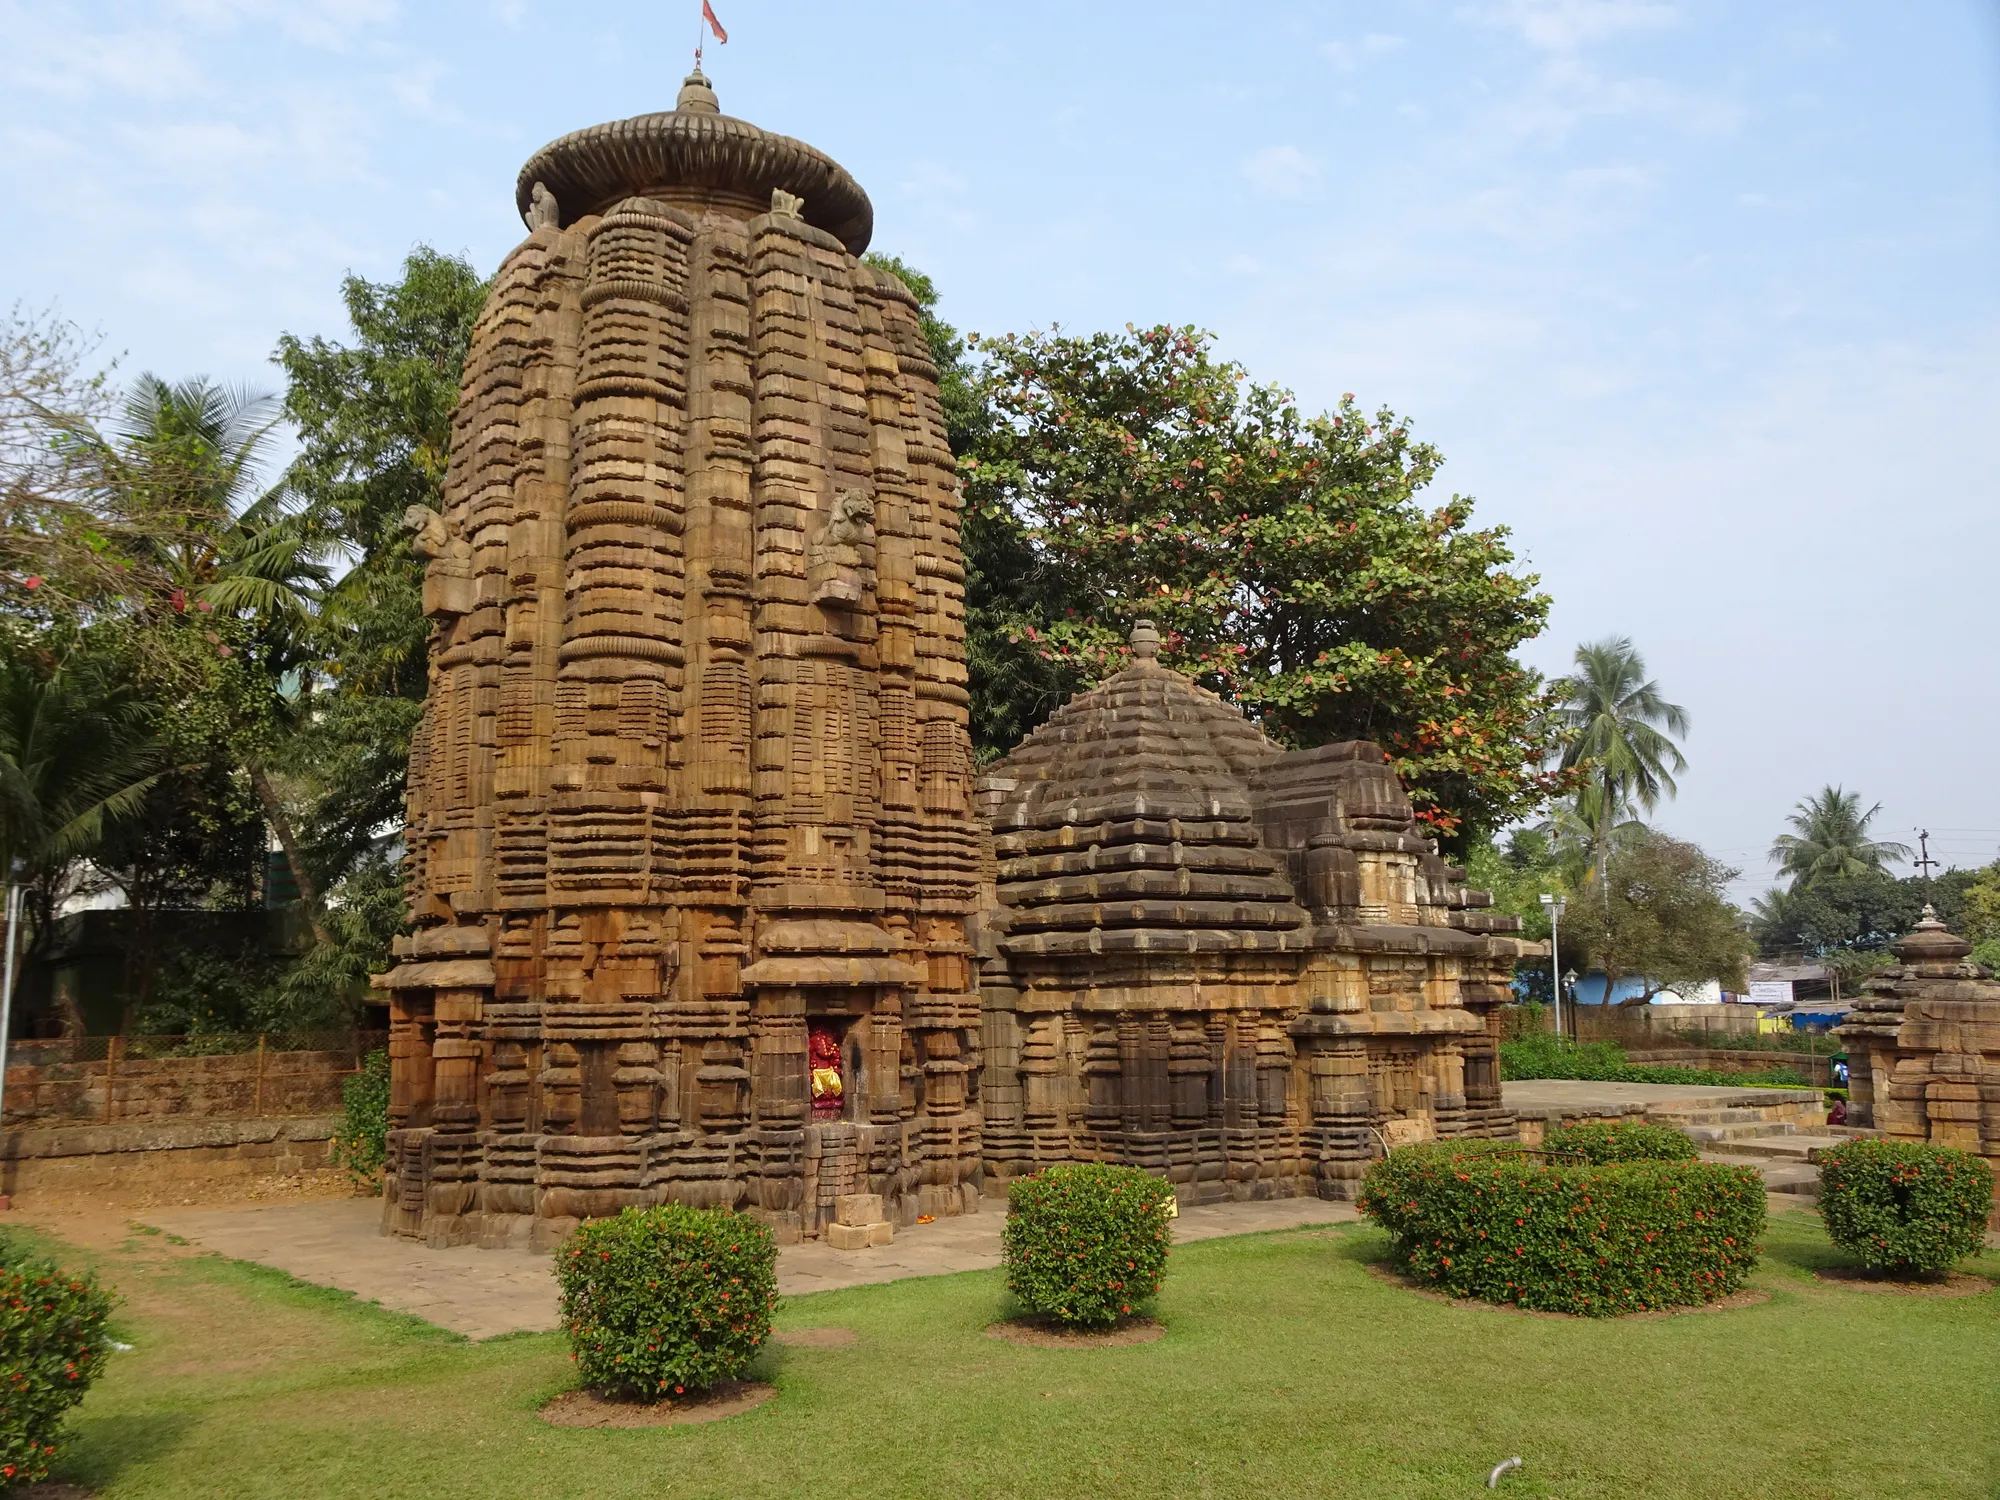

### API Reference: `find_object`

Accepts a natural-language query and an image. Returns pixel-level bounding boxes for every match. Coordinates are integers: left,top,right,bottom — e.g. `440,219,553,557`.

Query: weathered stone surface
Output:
834,1192,884,1227
376,71,982,1248
973,623,1536,1202
1839,910,2000,1223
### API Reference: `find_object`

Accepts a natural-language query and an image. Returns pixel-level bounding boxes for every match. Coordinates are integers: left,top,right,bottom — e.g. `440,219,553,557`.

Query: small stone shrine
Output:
374,70,983,1250
1839,908,2000,1222
973,622,1531,1202
376,78,1536,1249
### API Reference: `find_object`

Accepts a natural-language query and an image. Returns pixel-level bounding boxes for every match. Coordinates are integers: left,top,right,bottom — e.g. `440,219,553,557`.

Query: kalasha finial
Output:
1129,619,1161,660
677,68,720,114
1917,903,1945,930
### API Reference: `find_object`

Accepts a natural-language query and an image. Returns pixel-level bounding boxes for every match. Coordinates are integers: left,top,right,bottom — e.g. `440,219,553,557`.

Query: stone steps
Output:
1677,1121,1797,1144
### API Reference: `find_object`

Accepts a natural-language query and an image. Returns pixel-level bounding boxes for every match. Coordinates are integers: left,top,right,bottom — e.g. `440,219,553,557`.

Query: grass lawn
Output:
23,1208,2000,1500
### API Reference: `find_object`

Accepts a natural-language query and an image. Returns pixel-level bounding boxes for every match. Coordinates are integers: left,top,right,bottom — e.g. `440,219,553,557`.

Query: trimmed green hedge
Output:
1002,1163,1176,1328
1818,1139,1994,1276
556,1205,777,1400
1544,1121,1698,1164
1358,1140,1765,1316
1,1237,114,1489
1500,1034,1813,1090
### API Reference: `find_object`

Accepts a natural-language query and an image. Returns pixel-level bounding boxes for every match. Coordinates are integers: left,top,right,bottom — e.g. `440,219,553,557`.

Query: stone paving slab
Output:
140,1194,1358,1340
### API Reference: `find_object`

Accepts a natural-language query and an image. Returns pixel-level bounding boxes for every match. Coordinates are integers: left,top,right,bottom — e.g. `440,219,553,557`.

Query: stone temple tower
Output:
374,71,984,1249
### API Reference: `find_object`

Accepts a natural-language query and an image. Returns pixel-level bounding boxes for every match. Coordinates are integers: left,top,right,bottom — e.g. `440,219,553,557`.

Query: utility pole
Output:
1540,893,1567,1042
0,880,21,1143
1913,830,1938,903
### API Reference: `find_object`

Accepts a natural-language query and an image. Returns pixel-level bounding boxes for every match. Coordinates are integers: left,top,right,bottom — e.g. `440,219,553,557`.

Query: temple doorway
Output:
808,1020,846,1119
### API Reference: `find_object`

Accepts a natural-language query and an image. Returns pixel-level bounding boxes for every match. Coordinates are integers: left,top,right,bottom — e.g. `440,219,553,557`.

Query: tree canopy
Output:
1769,786,1911,889
1560,831,1754,1005
956,323,1560,846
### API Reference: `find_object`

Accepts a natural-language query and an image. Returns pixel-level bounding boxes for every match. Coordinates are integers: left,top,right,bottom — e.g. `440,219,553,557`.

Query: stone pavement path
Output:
139,1195,1359,1341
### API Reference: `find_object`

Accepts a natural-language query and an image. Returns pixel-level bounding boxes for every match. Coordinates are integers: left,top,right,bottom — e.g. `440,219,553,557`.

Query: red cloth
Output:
702,1,728,43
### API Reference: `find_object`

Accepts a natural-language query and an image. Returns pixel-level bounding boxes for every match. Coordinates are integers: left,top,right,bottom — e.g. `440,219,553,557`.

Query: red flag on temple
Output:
701,0,728,44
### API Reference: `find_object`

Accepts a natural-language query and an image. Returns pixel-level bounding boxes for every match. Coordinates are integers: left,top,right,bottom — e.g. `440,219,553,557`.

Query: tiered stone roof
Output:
982,624,1308,957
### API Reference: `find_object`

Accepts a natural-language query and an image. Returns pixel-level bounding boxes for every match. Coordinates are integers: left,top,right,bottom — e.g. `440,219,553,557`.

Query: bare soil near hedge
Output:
13,1210,2000,1500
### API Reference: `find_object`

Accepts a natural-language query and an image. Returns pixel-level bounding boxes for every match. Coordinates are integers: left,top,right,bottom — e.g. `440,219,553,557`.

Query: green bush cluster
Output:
1544,1121,1698,1164
1817,1139,1994,1276
0,1237,114,1489
1358,1140,1766,1316
1500,1033,1811,1090
556,1205,777,1400
330,1048,390,1182
1002,1163,1176,1328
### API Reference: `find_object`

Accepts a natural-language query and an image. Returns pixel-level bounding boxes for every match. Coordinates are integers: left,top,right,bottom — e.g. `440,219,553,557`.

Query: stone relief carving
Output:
807,489,875,607
527,180,559,230
404,503,474,616
770,187,805,219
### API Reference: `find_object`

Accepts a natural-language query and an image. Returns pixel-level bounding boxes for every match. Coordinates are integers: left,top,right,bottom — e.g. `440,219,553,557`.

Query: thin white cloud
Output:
1242,144,1321,200
1323,32,1408,71
1465,0,1681,53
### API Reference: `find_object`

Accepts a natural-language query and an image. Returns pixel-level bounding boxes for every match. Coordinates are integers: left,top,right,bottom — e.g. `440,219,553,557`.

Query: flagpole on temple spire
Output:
696,0,728,70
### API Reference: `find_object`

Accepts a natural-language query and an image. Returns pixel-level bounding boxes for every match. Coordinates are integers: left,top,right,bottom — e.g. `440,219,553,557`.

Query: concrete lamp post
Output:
1539,893,1566,1040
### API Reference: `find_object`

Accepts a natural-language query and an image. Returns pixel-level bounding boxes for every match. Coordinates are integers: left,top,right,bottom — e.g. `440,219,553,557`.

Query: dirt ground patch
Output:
1812,1265,1995,1297
4,1169,359,1254
1360,1260,1771,1319
539,1382,776,1427
985,1316,1165,1348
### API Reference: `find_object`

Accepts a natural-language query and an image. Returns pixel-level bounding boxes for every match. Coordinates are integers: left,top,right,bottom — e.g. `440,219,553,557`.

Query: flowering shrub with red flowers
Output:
1,1238,114,1488
1817,1139,1993,1277
556,1206,777,1400
1358,1140,1764,1316
1002,1163,1175,1328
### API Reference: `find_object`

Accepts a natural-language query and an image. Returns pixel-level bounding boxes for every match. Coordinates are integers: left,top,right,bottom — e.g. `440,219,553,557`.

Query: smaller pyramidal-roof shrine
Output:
1840,908,2000,1223
973,621,1535,1201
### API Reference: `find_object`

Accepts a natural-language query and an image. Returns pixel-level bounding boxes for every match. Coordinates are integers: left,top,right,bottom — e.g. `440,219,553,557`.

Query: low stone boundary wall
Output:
3,1034,382,1129
0,1114,340,1199
1621,1049,1836,1087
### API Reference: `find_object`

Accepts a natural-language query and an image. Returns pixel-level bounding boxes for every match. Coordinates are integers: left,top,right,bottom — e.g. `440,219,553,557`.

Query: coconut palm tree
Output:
0,642,170,1032
1770,786,1911,890
69,377,334,941
1548,637,1690,881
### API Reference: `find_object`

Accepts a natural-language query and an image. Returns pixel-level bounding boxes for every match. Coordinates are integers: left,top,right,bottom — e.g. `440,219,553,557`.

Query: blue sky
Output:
4,0,1997,898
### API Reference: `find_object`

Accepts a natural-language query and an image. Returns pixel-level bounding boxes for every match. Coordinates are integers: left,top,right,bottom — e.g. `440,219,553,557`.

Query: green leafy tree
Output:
1463,828,1569,1003
959,324,1560,845
1548,637,1688,879
0,304,124,620
860,257,1076,760
0,630,169,1032
270,249,487,1015
1770,786,1911,890
1752,866,1973,960
1560,831,1753,1005
69,376,334,942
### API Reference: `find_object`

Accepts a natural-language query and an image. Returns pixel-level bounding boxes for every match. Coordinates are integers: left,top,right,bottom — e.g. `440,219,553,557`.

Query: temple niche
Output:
973,622,1532,1202
1839,910,2000,1223
374,70,983,1250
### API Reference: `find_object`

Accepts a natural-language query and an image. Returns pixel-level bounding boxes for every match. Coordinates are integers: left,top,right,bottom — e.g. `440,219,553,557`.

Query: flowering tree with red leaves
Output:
961,323,1563,848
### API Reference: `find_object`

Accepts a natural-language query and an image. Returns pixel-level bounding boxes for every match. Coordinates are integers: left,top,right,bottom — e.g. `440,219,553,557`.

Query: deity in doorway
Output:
808,1023,844,1118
